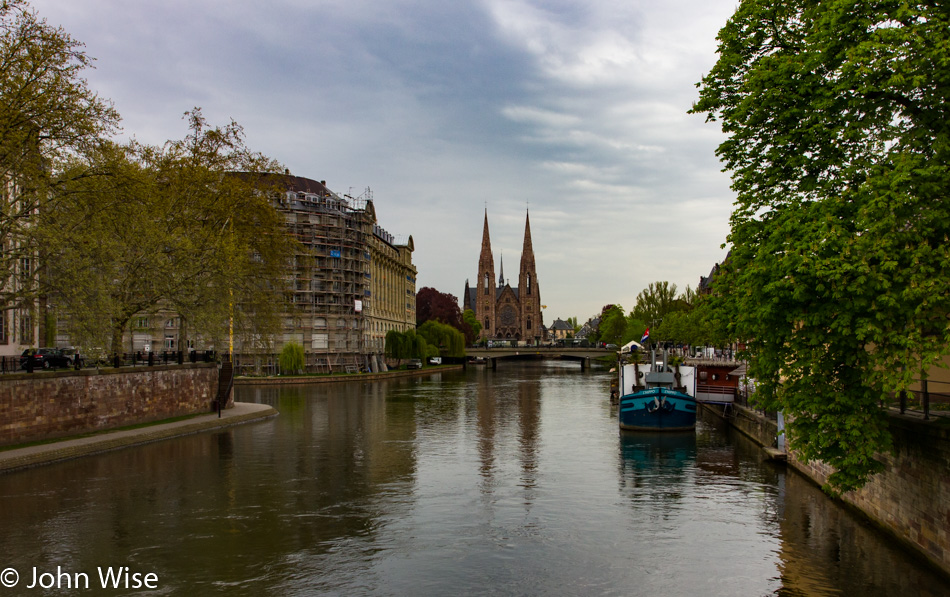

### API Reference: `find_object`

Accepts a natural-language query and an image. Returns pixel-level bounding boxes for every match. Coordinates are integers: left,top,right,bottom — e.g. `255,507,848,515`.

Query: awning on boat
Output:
730,364,747,376
621,340,643,352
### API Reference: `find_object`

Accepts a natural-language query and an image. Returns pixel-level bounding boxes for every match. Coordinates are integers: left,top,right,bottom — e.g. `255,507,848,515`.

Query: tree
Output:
691,0,950,493
416,287,463,328
630,282,680,329
385,329,430,364
462,308,482,344
385,330,407,364
598,305,626,346
39,111,292,355
278,342,305,375
417,320,465,357
0,0,119,311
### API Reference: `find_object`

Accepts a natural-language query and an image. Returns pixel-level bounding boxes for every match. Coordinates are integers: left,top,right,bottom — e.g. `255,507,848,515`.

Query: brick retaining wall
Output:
789,417,950,575
0,364,219,447
702,403,950,576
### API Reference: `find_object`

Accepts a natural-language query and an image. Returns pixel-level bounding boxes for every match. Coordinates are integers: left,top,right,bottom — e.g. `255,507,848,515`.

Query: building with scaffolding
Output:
45,174,415,375
234,175,415,374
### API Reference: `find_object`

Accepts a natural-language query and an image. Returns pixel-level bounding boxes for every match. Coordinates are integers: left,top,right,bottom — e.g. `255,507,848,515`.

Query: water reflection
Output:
0,364,946,595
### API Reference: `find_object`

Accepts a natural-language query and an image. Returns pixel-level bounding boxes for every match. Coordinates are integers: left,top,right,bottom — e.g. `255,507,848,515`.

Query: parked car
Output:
20,348,74,370
406,358,423,369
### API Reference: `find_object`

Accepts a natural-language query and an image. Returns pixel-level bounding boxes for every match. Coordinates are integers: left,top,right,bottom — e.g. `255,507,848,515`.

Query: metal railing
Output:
1,350,218,373
885,378,950,421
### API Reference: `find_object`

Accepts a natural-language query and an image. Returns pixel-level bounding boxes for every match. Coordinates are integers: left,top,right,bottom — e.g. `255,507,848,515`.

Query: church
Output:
463,210,544,344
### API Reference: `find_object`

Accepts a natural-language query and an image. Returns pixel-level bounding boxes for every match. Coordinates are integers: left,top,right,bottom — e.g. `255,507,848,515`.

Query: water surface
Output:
0,361,946,595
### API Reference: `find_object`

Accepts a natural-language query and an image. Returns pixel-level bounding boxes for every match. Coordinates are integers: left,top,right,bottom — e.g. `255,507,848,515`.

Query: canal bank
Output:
701,402,950,579
235,364,464,385
0,402,277,474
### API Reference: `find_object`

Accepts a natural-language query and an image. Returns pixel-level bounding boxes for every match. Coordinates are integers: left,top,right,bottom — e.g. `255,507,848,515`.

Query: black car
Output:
20,348,74,370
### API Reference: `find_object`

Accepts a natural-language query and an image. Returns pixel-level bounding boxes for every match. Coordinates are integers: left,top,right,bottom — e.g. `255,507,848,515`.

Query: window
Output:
0,310,6,344
484,273,489,294
314,317,327,328
527,274,531,294
19,309,32,343
312,333,328,349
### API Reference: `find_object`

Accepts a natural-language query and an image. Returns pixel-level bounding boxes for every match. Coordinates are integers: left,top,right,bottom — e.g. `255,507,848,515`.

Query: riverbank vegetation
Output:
692,0,950,494
591,282,727,350
385,320,465,364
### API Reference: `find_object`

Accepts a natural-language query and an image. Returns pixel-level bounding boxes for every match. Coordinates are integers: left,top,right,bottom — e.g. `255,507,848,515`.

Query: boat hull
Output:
618,387,697,431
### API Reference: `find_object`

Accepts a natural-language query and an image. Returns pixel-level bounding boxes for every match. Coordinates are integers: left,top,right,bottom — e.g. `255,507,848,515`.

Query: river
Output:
0,361,946,595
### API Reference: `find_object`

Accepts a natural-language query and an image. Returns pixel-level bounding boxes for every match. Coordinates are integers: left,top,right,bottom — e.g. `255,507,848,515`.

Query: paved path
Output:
0,402,277,474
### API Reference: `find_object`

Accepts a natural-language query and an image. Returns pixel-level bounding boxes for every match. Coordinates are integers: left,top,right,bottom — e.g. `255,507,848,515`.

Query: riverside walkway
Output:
0,402,277,474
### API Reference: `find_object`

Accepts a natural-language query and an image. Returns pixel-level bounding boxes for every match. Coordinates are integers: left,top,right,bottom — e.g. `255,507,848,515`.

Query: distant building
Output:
463,210,544,344
699,251,730,294
575,317,600,340
549,318,574,341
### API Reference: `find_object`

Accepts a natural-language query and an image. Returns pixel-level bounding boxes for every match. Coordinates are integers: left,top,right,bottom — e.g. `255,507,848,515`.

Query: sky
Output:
31,0,738,325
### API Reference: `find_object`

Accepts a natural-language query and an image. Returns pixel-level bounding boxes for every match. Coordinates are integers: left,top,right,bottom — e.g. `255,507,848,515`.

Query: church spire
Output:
476,209,497,338
498,253,505,286
519,209,540,342
520,209,535,271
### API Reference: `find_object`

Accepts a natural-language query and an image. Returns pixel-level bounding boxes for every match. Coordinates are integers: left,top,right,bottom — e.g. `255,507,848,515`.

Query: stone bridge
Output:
465,346,614,370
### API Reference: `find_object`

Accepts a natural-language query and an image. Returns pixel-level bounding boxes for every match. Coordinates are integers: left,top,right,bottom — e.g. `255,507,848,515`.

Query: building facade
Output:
0,176,40,359
365,217,416,354
258,176,415,371
463,210,543,344
58,175,415,373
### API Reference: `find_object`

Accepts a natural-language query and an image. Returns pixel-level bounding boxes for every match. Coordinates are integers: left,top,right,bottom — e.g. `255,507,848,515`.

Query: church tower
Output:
476,209,496,337
518,210,542,343
465,208,543,344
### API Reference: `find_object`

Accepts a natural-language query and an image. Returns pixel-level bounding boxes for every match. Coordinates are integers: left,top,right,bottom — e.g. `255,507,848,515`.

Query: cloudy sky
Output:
32,0,738,324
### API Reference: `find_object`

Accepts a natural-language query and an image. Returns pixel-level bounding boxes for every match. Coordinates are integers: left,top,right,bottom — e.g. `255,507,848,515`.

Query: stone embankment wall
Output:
702,403,950,577
0,364,219,447
235,364,464,386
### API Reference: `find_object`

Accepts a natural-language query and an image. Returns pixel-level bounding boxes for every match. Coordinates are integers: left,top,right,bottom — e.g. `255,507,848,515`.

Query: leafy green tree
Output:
622,314,646,347
656,310,692,346
0,0,119,311
630,282,679,330
417,320,465,357
39,111,291,355
692,0,950,493
598,305,626,346
385,329,430,365
385,330,407,364
278,342,305,375
463,308,482,343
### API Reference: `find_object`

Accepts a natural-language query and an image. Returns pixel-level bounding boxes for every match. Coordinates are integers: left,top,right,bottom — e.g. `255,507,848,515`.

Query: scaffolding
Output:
276,182,371,372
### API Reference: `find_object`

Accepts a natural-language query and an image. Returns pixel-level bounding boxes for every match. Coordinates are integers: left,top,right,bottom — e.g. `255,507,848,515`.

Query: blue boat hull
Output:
618,387,697,431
